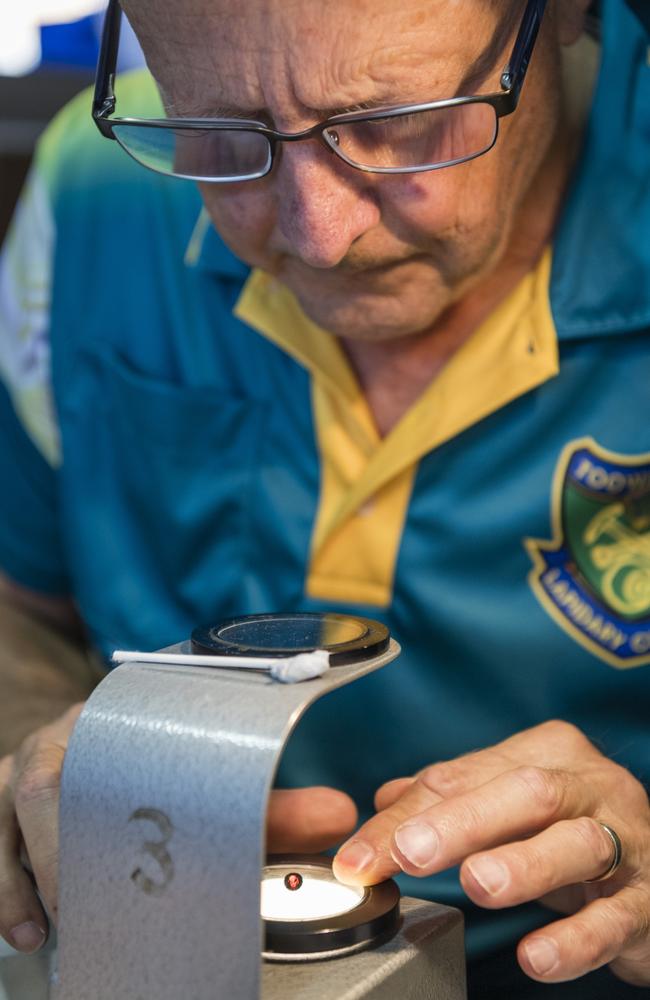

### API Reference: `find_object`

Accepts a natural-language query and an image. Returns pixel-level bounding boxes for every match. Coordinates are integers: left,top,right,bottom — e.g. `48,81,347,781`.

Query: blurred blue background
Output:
40,11,143,72
0,3,144,241
0,3,143,77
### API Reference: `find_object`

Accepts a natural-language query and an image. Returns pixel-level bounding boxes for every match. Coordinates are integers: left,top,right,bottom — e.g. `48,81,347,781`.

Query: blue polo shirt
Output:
0,1,648,993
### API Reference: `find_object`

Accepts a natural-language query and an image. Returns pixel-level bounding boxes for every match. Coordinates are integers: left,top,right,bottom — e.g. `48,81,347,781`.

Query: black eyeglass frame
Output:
92,0,548,182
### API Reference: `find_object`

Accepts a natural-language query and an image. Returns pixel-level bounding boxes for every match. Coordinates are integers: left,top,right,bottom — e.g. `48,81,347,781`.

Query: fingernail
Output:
9,922,46,953
336,840,376,875
466,856,509,896
525,937,559,976
393,823,439,869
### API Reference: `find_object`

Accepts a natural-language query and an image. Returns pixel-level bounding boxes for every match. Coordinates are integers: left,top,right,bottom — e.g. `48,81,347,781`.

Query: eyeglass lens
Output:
112,123,273,181
324,103,497,171
112,101,497,181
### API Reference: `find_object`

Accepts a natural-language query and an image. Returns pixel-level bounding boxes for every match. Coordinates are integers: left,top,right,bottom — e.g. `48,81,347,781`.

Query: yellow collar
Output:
235,249,559,542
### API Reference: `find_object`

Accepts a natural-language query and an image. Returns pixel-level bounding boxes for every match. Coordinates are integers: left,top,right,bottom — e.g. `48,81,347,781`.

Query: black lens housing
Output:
191,613,390,667
263,855,401,962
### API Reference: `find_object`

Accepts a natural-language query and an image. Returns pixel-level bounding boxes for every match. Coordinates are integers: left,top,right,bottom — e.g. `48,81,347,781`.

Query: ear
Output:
555,0,593,46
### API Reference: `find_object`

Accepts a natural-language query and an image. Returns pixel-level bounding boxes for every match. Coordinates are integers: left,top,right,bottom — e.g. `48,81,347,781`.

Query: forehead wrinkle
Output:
126,0,501,120
289,38,493,117
124,0,271,110
266,0,498,113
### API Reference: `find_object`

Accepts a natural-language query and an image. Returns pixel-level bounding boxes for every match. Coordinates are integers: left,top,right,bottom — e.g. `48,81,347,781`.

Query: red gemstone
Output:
284,872,303,892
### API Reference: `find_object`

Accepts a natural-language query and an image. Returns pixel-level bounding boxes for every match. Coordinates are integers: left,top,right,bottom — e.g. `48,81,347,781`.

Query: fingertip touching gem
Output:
335,840,376,875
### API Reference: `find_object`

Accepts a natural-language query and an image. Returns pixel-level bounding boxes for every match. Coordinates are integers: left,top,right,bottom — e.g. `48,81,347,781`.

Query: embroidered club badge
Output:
525,438,650,669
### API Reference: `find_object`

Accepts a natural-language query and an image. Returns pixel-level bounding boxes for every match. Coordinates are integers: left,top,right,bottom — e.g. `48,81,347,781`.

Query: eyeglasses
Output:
93,0,548,183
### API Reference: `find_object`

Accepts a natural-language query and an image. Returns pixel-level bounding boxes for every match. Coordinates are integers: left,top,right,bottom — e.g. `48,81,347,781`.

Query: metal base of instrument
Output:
50,632,467,999
0,947,52,1000
1,899,465,1000
263,897,466,999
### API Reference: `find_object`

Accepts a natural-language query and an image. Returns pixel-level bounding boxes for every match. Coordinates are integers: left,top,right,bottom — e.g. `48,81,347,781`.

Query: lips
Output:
290,254,422,279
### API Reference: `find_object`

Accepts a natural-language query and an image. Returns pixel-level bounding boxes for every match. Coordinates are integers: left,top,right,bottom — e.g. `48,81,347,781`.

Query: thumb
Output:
267,787,358,854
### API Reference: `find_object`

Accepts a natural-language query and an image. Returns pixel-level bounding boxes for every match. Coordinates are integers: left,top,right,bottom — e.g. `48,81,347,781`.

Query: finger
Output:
460,817,623,909
496,720,597,770
417,722,598,800
266,787,358,853
374,778,414,812
415,749,508,800
337,749,509,884
12,740,66,926
390,765,597,878
372,722,596,822
518,887,650,983
335,749,515,885
333,776,444,885
378,747,514,808
0,760,47,953
10,706,82,926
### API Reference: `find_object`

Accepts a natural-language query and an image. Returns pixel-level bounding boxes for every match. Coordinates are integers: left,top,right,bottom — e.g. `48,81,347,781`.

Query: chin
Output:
284,263,453,342
294,286,449,342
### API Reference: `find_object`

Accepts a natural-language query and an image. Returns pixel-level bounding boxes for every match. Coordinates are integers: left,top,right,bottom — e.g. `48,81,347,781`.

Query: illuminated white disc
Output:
261,875,364,922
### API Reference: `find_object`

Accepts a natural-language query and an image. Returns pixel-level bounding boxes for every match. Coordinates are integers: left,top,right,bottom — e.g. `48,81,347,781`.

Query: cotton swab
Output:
111,649,331,683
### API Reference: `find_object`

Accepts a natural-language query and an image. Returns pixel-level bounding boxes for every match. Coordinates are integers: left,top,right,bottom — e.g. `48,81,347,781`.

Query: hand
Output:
0,700,357,954
0,704,83,954
332,720,650,987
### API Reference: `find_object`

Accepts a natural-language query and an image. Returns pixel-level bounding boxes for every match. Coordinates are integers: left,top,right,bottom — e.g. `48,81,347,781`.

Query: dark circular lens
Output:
191,613,390,666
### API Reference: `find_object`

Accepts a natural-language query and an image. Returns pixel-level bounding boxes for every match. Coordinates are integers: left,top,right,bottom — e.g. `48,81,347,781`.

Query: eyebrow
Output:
180,9,518,122
177,96,411,122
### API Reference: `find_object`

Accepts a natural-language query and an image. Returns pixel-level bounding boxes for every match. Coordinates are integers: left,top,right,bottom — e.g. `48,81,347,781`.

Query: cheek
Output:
379,155,504,244
198,182,277,264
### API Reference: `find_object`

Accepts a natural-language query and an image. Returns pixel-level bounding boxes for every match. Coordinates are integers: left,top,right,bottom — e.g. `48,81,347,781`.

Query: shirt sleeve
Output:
0,161,69,593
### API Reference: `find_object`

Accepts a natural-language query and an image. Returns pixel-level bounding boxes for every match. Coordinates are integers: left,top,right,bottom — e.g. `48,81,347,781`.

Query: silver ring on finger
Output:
584,822,623,883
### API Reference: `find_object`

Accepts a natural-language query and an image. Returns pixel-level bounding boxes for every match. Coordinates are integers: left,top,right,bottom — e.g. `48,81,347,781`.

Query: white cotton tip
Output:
269,650,331,683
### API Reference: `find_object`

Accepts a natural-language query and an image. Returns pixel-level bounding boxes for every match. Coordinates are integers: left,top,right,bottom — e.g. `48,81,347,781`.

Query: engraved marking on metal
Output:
128,807,174,897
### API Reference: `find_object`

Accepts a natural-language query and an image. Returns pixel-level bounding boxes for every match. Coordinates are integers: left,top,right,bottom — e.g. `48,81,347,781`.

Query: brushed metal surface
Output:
0,951,51,1000
0,898,466,1000
52,640,402,999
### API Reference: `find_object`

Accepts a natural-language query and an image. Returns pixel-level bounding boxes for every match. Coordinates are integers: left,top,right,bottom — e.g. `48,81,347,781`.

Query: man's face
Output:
126,0,568,341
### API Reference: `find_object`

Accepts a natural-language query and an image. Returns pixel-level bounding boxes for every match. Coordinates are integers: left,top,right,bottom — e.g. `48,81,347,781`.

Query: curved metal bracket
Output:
52,639,400,999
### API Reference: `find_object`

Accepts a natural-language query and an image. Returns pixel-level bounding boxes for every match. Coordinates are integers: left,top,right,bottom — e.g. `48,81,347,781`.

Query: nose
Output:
273,141,381,269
